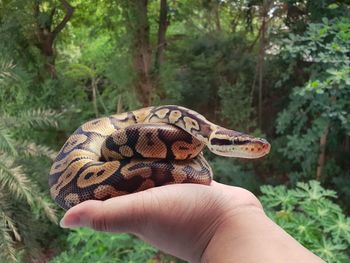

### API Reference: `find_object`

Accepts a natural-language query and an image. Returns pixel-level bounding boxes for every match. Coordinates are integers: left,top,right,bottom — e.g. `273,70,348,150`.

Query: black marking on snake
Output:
150,161,175,185
56,159,129,209
157,126,194,160
105,136,118,151
233,139,251,145
124,160,175,186
54,163,62,169
179,110,213,138
145,132,155,146
182,160,210,182
84,172,95,180
125,128,140,148
127,111,137,123
124,128,144,159
54,181,63,191
91,120,100,125
49,157,91,185
59,141,85,158
210,138,232,146
96,170,105,177
215,129,244,136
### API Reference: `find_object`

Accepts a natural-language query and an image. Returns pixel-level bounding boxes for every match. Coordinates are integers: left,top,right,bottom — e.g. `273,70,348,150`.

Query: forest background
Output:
0,0,349,262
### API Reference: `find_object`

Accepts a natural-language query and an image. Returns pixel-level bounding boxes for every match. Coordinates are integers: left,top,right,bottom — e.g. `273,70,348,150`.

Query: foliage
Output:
276,18,350,185
261,181,350,263
50,228,176,263
0,61,58,262
161,32,256,131
210,157,261,192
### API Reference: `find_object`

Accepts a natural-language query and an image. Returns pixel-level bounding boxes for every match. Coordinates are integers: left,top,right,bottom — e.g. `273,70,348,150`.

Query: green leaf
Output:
327,3,339,10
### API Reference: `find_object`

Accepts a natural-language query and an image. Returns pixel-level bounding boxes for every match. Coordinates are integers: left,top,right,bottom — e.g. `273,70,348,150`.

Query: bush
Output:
50,228,179,263
260,180,350,263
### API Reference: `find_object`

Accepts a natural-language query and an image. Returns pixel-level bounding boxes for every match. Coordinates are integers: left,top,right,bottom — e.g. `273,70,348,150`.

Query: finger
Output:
59,189,149,233
59,183,205,233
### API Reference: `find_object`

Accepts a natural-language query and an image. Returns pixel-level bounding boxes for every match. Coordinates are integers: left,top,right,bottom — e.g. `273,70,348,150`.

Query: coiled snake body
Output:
49,105,270,210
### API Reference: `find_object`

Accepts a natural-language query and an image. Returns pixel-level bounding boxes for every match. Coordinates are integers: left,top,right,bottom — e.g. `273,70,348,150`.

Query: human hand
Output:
60,182,324,263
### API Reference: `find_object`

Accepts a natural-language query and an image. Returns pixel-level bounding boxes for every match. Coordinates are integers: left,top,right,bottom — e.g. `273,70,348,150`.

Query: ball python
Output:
49,105,270,210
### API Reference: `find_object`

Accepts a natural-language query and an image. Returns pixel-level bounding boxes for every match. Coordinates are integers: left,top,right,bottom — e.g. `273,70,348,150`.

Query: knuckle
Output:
89,201,109,232
91,216,108,232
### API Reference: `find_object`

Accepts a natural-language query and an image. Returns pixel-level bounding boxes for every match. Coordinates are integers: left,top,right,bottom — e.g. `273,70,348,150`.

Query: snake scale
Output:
49,105,270,210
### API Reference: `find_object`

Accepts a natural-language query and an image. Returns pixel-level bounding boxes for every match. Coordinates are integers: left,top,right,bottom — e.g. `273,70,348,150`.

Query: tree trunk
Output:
91,78,99,117
123,0,153,107
257,0,272,128
316,125,329,180
33,0,74,79
154,0,168,71
213,2,221,32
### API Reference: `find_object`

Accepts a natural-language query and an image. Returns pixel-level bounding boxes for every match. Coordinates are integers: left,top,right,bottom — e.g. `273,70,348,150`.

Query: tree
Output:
120,0,153,106
33,0,74,78
276,18,350,184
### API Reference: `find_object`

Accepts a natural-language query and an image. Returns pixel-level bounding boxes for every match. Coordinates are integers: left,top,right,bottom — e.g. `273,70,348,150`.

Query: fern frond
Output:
0,195,17,262
0,111,20,127
17,108,61,129
0,155,34,206
0,60,16,85
0,188,22,242
0,124,17,156
0,223,17,262
16,141,56,160
0,202,21,242
34,196,57,224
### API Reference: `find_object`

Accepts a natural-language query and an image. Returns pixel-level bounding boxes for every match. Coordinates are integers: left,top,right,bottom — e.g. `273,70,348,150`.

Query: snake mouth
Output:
239,140,270,158
210,138,270,158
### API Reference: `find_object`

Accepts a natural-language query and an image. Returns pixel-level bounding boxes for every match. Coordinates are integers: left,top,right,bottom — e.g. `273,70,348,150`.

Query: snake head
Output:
208,129,270,159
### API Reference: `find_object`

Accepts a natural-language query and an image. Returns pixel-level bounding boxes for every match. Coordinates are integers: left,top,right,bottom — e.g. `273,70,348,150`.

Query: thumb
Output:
59,189,150,233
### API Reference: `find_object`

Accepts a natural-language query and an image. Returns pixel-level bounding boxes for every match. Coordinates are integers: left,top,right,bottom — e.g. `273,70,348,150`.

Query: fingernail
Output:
60,214,81,229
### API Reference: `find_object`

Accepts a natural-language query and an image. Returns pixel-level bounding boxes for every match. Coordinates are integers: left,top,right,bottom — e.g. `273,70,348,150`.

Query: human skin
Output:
60,181,325,263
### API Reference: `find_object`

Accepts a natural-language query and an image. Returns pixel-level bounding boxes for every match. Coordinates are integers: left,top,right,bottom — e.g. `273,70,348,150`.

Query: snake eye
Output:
210,138,232,146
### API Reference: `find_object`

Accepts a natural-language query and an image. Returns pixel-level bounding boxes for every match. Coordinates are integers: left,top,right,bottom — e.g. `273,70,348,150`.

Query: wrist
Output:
200,205,266,263
200,203,324,263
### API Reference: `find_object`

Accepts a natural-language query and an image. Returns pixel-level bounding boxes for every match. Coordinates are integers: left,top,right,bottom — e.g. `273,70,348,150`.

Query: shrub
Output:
260,180,350,263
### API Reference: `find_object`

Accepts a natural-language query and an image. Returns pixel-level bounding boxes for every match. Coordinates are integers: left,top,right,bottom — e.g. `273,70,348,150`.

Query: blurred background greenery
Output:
0,0,349,262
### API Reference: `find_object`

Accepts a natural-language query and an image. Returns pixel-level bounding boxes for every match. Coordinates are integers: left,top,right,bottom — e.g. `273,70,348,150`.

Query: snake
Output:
49,105,270,210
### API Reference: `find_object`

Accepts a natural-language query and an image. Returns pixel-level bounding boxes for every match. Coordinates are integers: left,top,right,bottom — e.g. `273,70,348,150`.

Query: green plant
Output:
0,60,59,261
260,181,350,263
50,228,162,263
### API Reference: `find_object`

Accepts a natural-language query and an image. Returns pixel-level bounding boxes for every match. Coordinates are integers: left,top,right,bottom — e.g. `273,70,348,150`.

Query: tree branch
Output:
52,0,74,38
49,7,57,26
33,1,40,18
